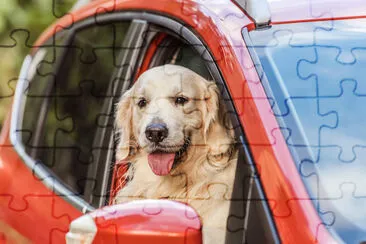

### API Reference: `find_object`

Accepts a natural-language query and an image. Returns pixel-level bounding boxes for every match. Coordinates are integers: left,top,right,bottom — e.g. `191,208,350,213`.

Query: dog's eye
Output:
175,96,188,105
137,98,147,108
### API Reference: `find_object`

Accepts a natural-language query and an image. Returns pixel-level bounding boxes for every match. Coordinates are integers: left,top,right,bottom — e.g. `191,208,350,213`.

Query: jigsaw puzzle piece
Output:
178,0,201,30
66,22,131,66
0,173,76,243
25,116,95,196
318,81,366,161
82,200,201,243
29,23,131,98
269,0,335,20
1,29,33,50
92,0,118,20
0,195,15,212
270,96,338,164
0,77,19,124
142,200,164,216
141,199,199,225
298,47,366,97
41,24,134,100
270,198,337,243
250,17,333,48
1,0,75,50
1,78,18,99
296,20,366,97
317,183,366,243
313,18,366,63
96,112,116,129
247,19,348,120
297,147,366,242
20,195,73,243
306,1,335,21
52,0,78,18
249,32,319,116
226,170,277,243
300,146,366,199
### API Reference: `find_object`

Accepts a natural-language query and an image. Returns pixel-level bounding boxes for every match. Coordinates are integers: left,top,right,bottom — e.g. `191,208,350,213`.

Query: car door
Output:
6,6,279,244
62,11,279,244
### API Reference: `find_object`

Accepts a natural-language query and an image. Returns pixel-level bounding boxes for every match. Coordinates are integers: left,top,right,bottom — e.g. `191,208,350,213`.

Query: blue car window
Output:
249,19,366,243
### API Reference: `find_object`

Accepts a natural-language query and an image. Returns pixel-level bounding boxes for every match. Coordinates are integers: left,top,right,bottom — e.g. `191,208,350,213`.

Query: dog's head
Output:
115,64,231,176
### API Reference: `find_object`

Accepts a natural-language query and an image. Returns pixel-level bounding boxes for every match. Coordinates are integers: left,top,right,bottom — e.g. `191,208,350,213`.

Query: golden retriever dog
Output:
113,64,238,243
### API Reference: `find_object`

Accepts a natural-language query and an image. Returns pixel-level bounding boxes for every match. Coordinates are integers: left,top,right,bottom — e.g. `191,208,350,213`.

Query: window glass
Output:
23,22,131,197
249,19,366,243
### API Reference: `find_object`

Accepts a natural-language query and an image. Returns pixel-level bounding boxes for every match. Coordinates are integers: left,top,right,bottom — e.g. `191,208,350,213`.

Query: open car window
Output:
15,12,278,242
110,27,277,243
22,21,133,207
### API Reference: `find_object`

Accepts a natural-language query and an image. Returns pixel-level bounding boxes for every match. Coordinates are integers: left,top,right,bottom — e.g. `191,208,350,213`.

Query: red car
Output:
1,0,366,243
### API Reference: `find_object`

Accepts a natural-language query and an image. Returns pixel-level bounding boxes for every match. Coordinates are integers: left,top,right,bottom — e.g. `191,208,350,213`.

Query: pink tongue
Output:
147,152,176,176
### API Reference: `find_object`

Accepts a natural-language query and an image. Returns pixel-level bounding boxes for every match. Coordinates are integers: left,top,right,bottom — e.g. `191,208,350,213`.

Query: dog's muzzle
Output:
147,136,191,176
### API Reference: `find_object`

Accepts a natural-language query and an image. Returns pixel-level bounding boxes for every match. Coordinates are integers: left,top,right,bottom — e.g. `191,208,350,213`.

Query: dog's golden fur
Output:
114,65,238,243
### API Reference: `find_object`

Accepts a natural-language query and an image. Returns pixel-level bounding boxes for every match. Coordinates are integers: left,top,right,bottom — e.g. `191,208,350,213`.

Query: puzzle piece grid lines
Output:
249,16,366,242
2,0,366,243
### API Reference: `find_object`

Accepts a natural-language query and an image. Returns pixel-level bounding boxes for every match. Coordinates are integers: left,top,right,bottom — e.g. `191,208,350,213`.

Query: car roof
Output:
268,0,366,24
83,0,366,27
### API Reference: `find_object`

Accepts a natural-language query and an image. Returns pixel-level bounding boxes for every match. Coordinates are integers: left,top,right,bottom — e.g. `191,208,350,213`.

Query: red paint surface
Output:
0,112,82,243
32,0,254,51
4,0,362,243
136,33,167,80
92,200,201,243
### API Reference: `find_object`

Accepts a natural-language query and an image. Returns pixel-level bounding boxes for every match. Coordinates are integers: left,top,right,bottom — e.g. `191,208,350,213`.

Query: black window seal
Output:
241,26,281,243
84,19,150,208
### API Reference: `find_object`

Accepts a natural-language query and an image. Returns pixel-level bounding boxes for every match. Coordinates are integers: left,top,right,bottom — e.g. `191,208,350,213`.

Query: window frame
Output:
81,19,150,208
134,28,280,243
11,13,154,212
11,14,279,242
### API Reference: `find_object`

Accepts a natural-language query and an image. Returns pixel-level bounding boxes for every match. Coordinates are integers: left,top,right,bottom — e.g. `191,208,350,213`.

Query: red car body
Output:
1,0,366,243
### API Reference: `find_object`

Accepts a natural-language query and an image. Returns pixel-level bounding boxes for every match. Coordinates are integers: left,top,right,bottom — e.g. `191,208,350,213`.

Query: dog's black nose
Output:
145,123,168,143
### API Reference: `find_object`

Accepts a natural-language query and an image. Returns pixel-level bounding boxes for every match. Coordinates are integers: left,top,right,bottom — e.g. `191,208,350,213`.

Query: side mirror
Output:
66,200,202,244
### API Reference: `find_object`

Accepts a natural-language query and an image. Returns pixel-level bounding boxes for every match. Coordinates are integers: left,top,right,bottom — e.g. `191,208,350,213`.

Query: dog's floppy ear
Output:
203,81,235,168
115,89,135,160
203,81,220,138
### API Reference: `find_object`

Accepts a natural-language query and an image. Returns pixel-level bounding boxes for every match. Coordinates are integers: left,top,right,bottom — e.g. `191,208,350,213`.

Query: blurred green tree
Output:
0,0,76,125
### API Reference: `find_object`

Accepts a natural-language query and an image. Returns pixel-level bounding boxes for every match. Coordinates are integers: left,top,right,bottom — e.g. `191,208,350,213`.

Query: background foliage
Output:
0,0,77,126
